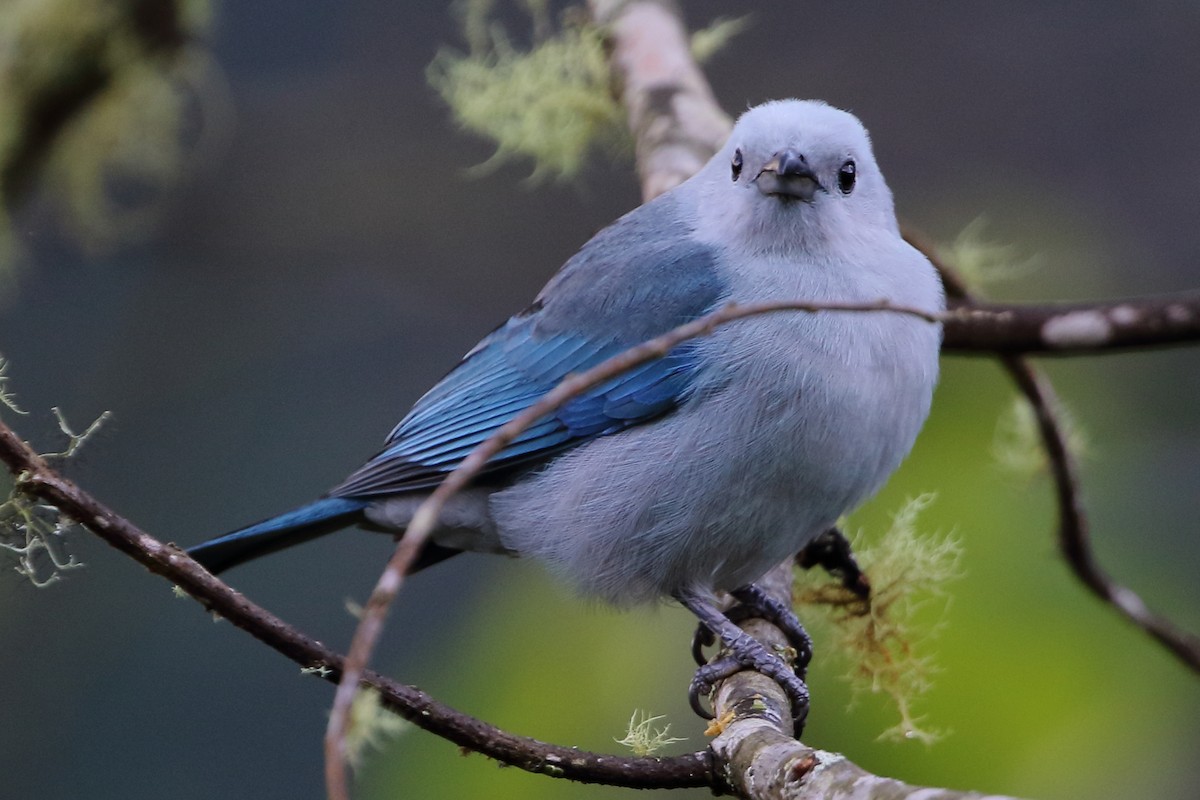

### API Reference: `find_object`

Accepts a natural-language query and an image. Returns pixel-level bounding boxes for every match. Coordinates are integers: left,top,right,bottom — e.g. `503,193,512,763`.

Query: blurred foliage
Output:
689,15,750,64
345,688,411,770
797,494,963,743
937,218,1040,296
993,394,1090,480
0,0,217,265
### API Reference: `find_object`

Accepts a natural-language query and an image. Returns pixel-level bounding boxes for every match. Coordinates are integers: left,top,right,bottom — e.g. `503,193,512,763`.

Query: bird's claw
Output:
677,586,813,736
687,649,810,734
691,621,716,666
729,585,814,677
692,587,815,677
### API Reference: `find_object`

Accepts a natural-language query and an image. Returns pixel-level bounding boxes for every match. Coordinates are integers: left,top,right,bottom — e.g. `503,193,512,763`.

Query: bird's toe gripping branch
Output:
796,526,871,598
678,587,812,736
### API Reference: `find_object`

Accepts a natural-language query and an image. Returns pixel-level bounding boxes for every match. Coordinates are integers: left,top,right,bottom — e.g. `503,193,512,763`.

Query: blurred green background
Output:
1,2,1198,799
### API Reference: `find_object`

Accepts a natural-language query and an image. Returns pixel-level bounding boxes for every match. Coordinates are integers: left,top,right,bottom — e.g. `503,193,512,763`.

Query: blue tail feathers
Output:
188,497,369,574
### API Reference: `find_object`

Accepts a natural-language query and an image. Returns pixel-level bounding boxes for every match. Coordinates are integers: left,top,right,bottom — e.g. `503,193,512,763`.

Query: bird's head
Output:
692,100,899,258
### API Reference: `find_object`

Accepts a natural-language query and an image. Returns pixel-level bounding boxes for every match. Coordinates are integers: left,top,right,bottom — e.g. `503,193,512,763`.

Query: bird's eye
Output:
731,149,743,181
837,160,856,194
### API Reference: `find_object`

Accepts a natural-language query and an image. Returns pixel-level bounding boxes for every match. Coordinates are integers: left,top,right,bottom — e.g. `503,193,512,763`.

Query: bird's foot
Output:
796,526,871,598
729,584,813,676
677,588,810,736
686,648,810,734
690,585,813,675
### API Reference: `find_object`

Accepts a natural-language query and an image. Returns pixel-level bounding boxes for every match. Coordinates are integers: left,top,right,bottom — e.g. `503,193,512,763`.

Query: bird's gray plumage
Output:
190,99,944,609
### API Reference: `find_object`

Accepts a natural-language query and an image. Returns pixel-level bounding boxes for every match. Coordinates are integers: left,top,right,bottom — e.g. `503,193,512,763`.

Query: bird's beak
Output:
755,149,824,202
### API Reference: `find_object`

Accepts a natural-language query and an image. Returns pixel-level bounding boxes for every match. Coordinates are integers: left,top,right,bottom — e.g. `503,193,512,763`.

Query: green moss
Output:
690,15,750,64
345,688,411,770
936,217,1039,296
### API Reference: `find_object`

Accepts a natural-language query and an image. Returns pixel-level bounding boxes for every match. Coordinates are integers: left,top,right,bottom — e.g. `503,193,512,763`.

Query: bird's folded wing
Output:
330,323,700,496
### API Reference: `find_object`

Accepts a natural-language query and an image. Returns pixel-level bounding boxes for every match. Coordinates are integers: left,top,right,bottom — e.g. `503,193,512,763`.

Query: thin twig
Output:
0,419,716,789
323,297,947,797
909,229,1200,674
999,356,1200,668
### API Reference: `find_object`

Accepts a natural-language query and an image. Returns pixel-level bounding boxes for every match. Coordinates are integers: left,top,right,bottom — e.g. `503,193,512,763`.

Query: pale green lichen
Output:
344,688,410,769
614,709,686,756
0,495,84,588
938,217,1039,295
43,406,111,460
993,395,1089,480
300,664,333,678
0,359,110,586
428,1,626,181
794,495,963,743
344,596,366,620
690,15,750,63
428,2,750,180
0,359,27,415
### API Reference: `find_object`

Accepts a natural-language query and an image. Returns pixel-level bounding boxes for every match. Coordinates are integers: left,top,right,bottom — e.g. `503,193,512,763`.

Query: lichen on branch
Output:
0,358,109,586
795,494,963,743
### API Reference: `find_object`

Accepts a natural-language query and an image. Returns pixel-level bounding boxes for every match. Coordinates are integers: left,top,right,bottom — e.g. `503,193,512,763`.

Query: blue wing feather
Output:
331,194,726,498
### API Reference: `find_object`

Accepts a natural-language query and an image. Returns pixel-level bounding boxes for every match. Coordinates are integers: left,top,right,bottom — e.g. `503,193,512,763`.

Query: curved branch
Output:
912,234,1200,674
324,296,946,797
998,357,1200,669
0,421,715,790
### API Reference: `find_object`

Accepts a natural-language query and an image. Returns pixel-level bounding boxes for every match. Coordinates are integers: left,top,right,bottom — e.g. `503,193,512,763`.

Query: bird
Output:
188,99,944,730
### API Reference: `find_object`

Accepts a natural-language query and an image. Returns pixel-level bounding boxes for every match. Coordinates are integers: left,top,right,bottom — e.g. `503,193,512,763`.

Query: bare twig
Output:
323,296,947,797
0,419,716,790
998,356,1200,669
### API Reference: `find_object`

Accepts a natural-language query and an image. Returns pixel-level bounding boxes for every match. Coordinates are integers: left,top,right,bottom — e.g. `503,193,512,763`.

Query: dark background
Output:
2,2,1198,798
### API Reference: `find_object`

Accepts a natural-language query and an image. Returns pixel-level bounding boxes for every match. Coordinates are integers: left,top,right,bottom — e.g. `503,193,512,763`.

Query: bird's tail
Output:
187,497,369,574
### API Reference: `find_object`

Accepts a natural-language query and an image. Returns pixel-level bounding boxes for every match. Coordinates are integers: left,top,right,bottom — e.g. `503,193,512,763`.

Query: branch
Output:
335,2,1200,796
0,420,715,790
708,563,1026,800
914,234,1200,675
589,0,732,200
941,292,1200,354
997,356,1200,668
324,296,946,798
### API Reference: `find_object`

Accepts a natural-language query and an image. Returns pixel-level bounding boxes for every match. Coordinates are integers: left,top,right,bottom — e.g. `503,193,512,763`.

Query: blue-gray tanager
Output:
189,99,944,728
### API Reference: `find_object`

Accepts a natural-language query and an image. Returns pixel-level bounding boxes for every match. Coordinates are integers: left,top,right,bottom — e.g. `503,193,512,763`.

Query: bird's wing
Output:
331,198,726,498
